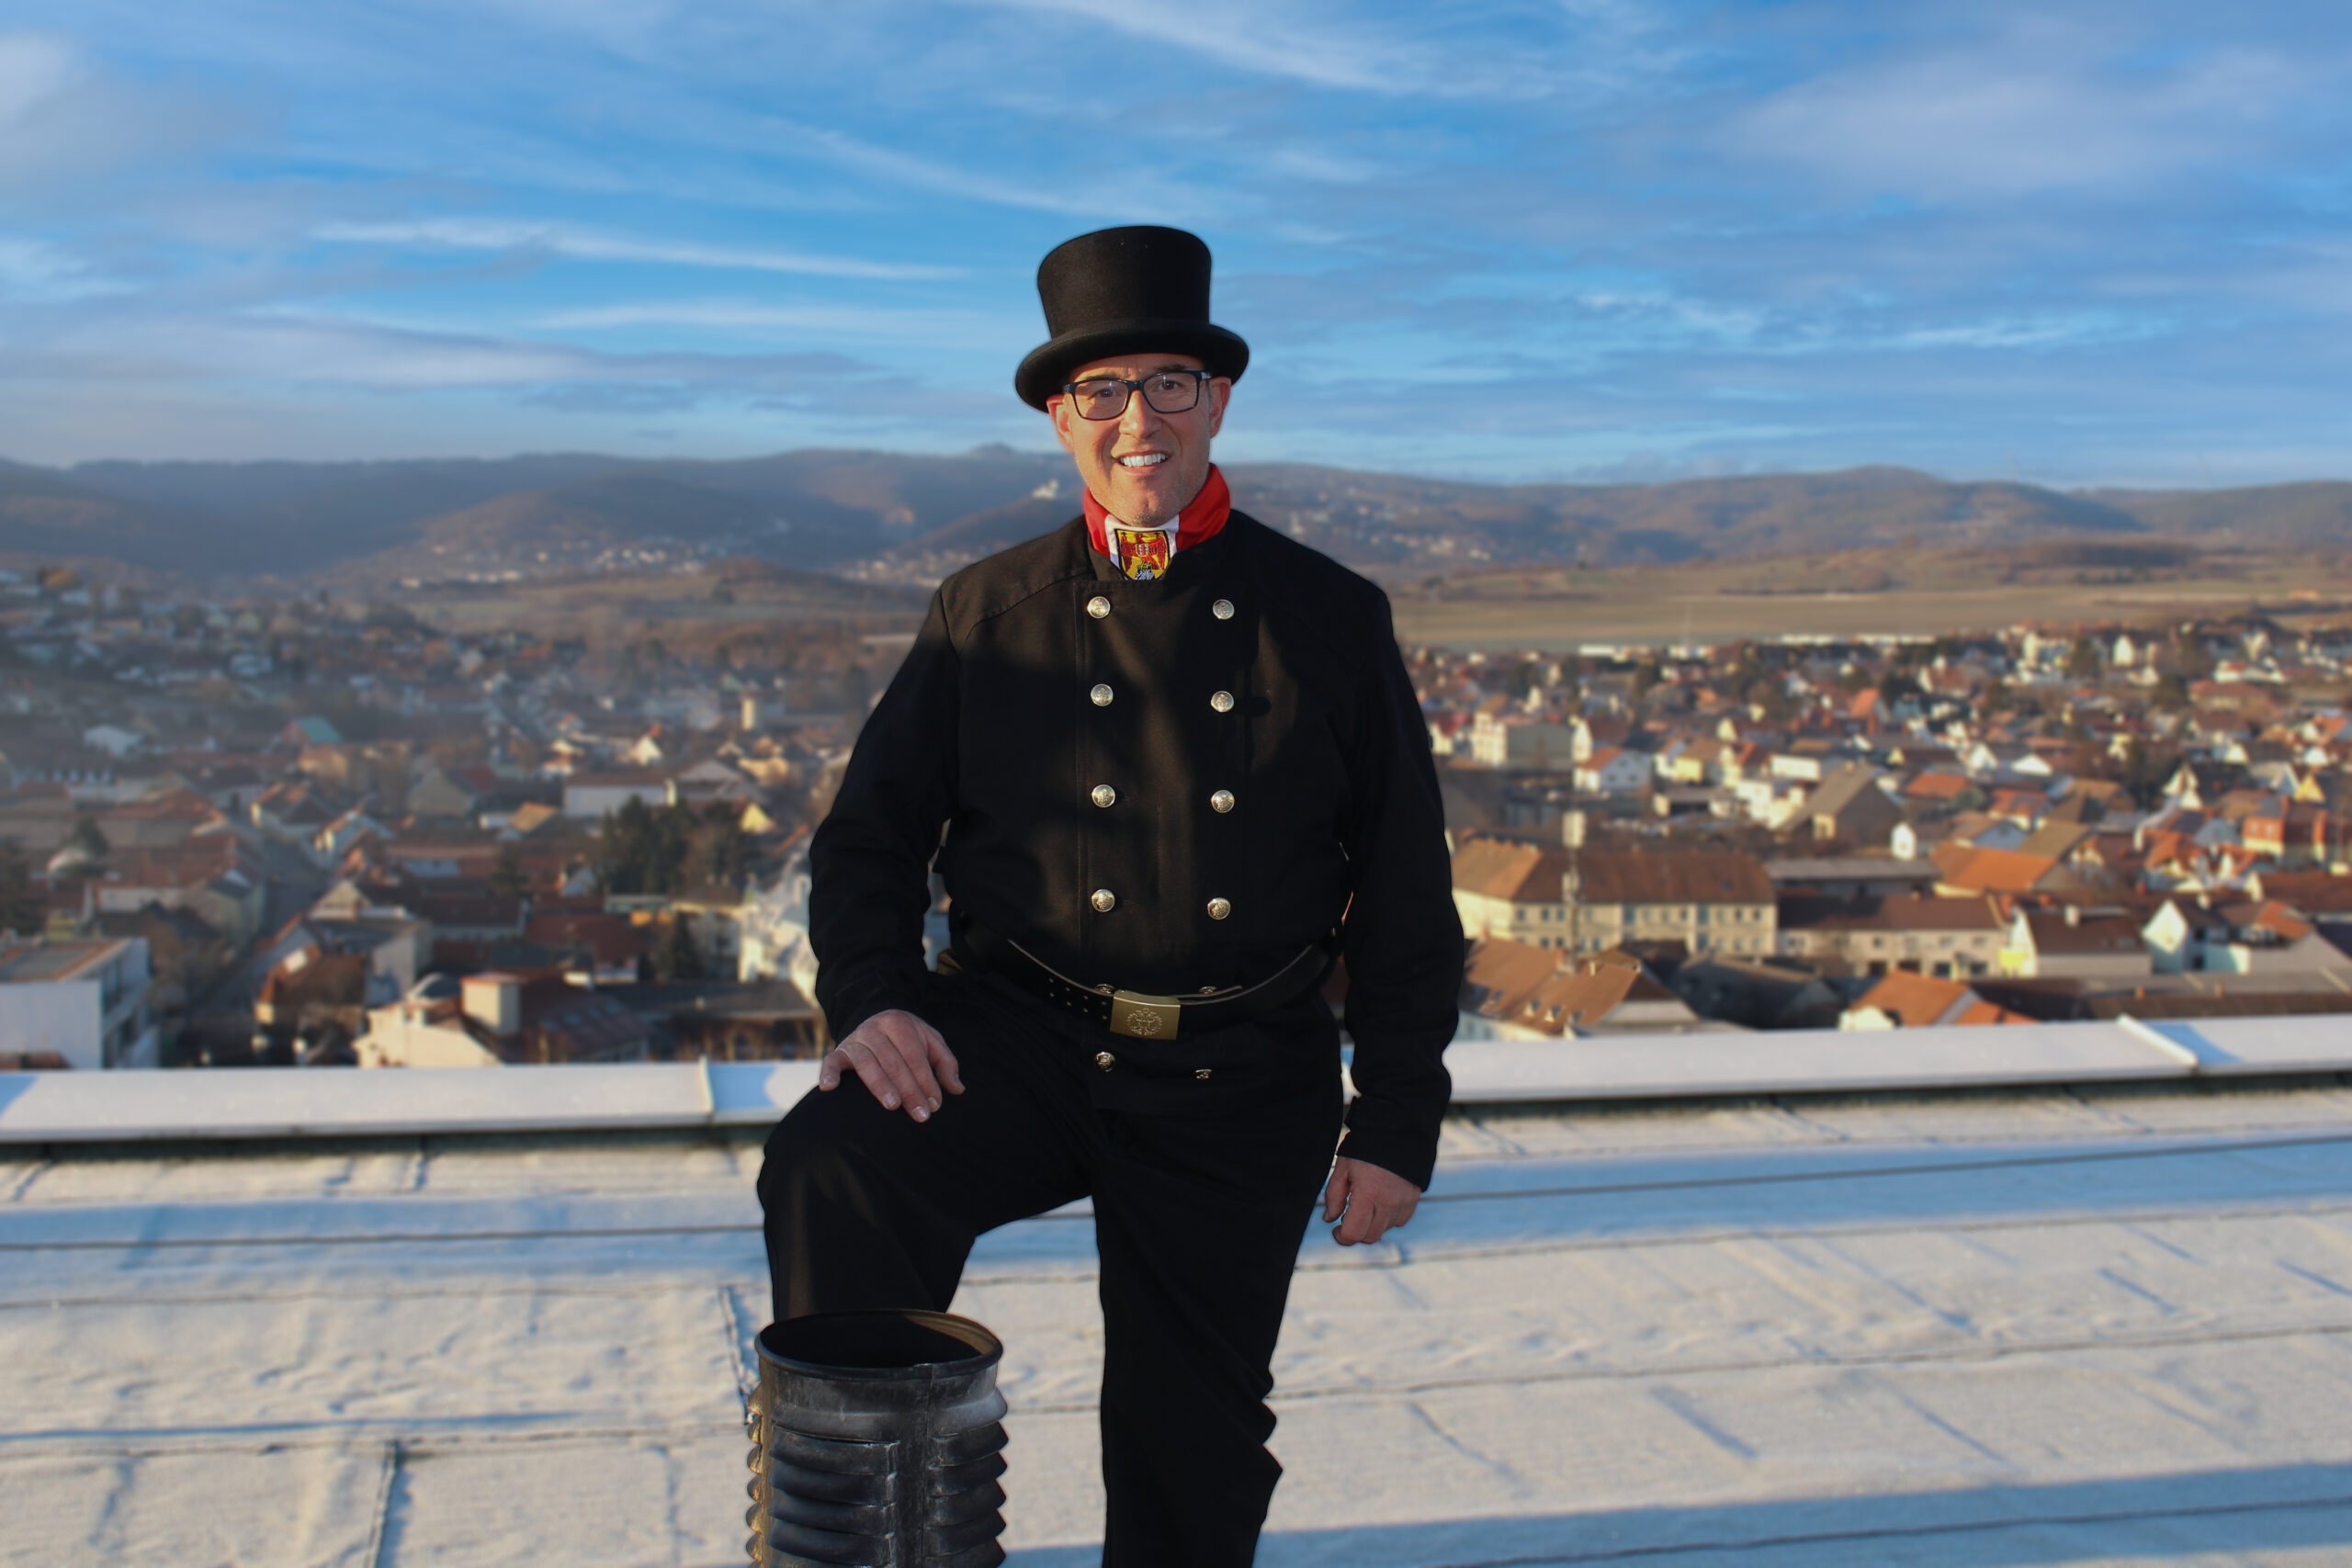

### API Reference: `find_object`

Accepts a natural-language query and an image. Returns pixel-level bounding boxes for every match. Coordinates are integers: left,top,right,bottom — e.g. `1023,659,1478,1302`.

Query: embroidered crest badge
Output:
1113,527,1170,581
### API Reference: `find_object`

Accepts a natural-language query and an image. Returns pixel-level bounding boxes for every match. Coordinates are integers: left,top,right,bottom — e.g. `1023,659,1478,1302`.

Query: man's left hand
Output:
1322,1157,1421,1247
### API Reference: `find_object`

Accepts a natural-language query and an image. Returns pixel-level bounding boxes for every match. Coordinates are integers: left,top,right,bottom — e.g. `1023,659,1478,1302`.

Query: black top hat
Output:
1014,226,1250,412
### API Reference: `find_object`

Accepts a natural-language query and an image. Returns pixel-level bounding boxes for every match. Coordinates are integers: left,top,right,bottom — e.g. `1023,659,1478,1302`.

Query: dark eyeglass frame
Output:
1059,369,1213,420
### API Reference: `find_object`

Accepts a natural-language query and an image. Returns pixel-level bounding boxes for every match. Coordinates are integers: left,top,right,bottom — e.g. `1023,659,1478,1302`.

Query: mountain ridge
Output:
5,449,2345,587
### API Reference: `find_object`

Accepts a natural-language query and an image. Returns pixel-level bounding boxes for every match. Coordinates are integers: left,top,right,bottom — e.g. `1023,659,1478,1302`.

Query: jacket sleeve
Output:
808,591,960,1042
1333,595,1462,1190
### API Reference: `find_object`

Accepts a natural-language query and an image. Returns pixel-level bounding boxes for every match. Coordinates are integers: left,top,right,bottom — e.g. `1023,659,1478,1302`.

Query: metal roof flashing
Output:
4,1012,2352,1146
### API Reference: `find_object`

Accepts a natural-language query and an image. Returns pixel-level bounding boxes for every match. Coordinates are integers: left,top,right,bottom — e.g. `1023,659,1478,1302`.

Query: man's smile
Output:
1116,452,1169,469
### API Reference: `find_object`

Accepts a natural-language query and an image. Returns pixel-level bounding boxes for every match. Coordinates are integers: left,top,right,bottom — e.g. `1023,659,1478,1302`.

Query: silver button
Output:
1209,690,1235,714
1209,789,1235,813
1087,595,1112,619
1212,598,1234,620
1091,683,1114,706
1091,888,1117,913
1205,897,1231,920
1095,1051,1116,1071
1091,784,1117,808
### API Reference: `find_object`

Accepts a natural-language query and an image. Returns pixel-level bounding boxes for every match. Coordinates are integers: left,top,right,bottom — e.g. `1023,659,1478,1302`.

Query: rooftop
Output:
9,1022,2352,1565
0,939,126,986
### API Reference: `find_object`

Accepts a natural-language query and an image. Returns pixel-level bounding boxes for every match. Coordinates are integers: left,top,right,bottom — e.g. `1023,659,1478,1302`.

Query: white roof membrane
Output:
9,1079,2352,1564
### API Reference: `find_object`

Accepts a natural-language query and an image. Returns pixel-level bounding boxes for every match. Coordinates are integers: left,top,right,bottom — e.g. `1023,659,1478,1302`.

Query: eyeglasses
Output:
1060,369,1211,421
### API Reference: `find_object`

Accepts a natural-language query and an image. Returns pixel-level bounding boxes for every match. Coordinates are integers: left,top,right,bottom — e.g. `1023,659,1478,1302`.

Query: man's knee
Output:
756,1087,871,1223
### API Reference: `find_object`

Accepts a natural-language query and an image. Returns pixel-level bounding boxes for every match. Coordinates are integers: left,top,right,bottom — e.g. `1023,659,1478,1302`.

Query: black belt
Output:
955,921,1331,1040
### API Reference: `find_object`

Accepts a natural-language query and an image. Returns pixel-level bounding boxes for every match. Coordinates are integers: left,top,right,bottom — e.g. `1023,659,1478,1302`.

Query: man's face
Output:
1047,352,1229,527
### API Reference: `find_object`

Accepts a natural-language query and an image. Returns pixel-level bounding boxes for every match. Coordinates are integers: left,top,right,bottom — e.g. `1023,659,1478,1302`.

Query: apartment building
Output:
0,936,155,1069
1451,837,1776,957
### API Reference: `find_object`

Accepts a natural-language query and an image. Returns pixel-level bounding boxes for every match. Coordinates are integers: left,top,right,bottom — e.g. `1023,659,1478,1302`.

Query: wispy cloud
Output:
0,29,238,195
943,0,1599,98
0,238,125,303
311,219,961,280
536,299,1028,347
0,31,79,122
1738,21,2314,197
2,3,2347,481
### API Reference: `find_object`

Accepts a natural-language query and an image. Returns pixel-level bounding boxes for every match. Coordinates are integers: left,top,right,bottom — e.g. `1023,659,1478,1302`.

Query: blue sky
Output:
0,1,2345,485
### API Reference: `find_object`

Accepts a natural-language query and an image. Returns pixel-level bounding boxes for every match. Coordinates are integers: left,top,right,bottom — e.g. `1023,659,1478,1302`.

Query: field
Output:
1385,545,2352,650
384,543,2352,657
394,563,928,656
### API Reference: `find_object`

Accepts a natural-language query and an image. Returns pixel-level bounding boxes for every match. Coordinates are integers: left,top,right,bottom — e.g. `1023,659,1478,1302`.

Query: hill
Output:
0,460,216,575
2085,481,2352,547
7,449,2346,588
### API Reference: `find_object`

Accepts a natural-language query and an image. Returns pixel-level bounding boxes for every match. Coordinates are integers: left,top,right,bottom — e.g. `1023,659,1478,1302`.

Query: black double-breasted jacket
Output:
808,509,1463,1188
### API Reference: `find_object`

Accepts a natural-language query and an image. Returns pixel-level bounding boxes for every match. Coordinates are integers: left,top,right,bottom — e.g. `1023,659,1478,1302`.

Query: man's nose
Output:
1118,388,1162,436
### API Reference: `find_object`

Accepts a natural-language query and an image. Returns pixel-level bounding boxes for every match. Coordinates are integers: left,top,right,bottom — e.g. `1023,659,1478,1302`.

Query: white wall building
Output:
0,937,155,1069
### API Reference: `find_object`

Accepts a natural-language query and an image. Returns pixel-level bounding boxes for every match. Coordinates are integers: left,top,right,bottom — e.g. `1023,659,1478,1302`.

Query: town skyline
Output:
2,535,2348,1070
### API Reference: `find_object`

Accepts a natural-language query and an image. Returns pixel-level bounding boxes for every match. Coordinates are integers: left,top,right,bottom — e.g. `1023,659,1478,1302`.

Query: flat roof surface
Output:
0,941,117,984
9,1082,2352,1565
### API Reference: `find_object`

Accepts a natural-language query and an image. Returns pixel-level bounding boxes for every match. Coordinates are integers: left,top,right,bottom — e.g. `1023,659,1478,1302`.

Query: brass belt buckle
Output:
1109,990,1182,1039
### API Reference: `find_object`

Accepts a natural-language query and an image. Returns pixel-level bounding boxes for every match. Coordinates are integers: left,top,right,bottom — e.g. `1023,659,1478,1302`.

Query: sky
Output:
0,0,2346,486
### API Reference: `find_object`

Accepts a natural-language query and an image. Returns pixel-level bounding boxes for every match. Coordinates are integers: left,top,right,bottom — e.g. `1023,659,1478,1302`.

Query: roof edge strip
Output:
4,1016,2351,1145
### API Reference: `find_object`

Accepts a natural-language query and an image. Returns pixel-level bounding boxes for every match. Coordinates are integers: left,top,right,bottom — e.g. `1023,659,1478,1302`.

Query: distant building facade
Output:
1451,837,1775,957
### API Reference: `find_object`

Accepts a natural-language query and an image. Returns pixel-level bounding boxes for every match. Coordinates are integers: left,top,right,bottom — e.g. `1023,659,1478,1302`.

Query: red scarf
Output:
1082,464,1231,560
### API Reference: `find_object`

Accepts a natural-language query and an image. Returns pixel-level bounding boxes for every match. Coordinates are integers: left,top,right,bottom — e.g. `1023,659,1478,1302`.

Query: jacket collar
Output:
1081,464,1232,560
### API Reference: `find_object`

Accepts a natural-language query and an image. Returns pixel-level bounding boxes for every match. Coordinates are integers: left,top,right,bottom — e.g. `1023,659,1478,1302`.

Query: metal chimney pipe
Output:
744,1310,1009,1568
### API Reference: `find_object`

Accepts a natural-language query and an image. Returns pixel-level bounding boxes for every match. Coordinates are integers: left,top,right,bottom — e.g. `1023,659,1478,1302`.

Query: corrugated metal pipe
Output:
744,1310,1009,1568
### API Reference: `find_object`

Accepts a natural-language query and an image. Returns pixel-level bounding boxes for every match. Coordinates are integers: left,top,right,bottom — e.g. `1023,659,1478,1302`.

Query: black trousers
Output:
758,969,1344,1568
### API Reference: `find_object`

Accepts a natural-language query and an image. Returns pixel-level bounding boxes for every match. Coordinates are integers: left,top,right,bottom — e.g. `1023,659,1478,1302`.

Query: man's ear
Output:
1046,394,1079,454
1204,378,1231,439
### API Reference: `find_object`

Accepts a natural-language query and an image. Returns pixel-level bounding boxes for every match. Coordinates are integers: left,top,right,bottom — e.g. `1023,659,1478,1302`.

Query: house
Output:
1902,771,1973,809
250,780,342,842
2242,803,2332,865
356,970,649,1066
1776,893,2003,978
523,911,650,987
1766,857,1940,901
91,840,267,950
253,943,387,1055
279,716,344,749
309,808,389,869
1573,747,1651,795
407,764,483,821
0,936,154,1069
1796,764,1903,844
264,900,433,995
1839,971,2032,1030
672,883,749,973
1669,955,1840,1031
563,772,673,819
2192,900,2352,976
630,979,829,1059
1451,836,1578,947
2141,897,2236,974
2248,870,2352,918
671,757,763,807
1468,716,1580,771
1570,851,1778,958
1456,940,1700,1039
1932,842,2068,898
2000,907,2154,979
2013,819,2098,863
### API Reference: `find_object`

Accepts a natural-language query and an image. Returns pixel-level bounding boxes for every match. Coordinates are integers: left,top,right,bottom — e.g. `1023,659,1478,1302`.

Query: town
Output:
1,559,2347,1072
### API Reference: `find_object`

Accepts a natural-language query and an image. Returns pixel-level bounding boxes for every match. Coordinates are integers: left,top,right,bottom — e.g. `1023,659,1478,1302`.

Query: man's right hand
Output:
819,1010,964,1122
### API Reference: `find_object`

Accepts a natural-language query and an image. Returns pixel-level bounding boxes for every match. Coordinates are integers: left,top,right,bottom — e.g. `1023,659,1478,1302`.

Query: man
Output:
759,225,1462,1567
